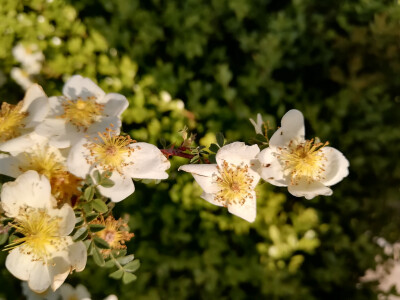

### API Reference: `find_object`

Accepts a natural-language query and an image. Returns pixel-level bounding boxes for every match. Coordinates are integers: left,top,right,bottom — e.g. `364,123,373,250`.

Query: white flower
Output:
67,129,170,202
59,284,91,300
0,133,82,203
35,75,129,148
12,43,44,74
0,84,49,148
1,171,87,293
257,109,349,199
179,142,260,222
249,113,264,135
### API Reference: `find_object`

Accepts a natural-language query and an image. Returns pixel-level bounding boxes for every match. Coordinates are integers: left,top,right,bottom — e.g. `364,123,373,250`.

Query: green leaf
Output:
123,260,140,273
209,154,216,164
255,134,268,143
100,178,115,188
93,237,110,249
0,233,9,245
89,224,106,233
109,269,124,279
102,170,112,179
84,186,95,201
209,143,220,153
87,240,94,255
92,199,108,213
116,254,134,265
75,217,84,227
92,170,101,184
92,246,105,266
216,132,224,147
104,259,115,268
81,202,93,214
112,249,127,257
85,174,94,185
85,212,99,223
122,272,137,284
73,227,88,242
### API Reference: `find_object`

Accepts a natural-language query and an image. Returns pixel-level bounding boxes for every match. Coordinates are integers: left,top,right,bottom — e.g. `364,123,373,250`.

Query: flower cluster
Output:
0,75,169,295
0,74,349,296
179,109,349,222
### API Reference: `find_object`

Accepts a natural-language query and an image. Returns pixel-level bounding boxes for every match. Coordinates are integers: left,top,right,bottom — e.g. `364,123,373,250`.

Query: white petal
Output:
47,96,65,117
200,192,225,207
96,171,135,202
100,93,129,117
178,164,220,194
228,192,257,222
1,171,52,217
257,147,287,187
35,119,73,148
28,262,52,293
216,142,260,167
288,181,333,200
0,132,46,154
320,147,349,186
124,142,170,180
270,109,305,147
63,75,105,100
47,256,70,292
86,116,122,136
6,248,36,281
67,138,92,178
0,154,21,178
22,84,49,128
67,241,87,272
53,205,76,236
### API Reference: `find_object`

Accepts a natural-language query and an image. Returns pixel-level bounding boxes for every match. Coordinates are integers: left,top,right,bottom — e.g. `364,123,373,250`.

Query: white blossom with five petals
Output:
179,142,260,222
257,109,349,199
1,171,87,293
67,130,170,202
35,75,128,148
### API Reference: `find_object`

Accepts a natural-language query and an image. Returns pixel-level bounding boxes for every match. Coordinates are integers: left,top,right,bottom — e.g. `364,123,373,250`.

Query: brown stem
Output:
161,147,210,163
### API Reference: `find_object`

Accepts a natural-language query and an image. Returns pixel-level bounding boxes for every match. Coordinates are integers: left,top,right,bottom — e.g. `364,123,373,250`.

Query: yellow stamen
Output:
85,128,135,174
277,139,328,184
4,207,67,262
60,97,104,130
215,161,254,206
0,102,28,143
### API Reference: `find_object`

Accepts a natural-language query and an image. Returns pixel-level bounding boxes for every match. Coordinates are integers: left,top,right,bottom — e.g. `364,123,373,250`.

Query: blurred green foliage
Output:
0,0,400,299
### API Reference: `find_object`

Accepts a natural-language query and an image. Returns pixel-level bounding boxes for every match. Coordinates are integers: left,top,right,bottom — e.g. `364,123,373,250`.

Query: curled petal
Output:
320,147,349,187
63,75,105,100
288,180,333,200
270,109,305,147
179,164,220,194
95,171,135,202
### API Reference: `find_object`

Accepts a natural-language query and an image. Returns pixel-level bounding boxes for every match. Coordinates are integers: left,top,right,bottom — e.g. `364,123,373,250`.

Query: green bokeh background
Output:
1,0,400,299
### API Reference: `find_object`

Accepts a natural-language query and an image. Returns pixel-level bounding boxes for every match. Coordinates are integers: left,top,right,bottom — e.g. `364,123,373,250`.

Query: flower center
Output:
85,129,135,174
92,216,134,257
19,146,65,179
5,207,67,261
60,97,104,130
215,161,254,206
18,146,82,203
0,102,28,143
277,139,328,184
